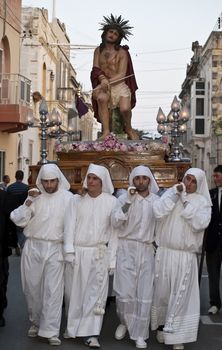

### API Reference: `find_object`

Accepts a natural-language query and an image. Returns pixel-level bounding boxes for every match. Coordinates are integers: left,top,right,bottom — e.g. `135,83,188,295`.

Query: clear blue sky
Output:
22,0,222,131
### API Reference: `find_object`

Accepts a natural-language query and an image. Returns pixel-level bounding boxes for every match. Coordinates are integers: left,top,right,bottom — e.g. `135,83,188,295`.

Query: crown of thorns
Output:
100,14,133,40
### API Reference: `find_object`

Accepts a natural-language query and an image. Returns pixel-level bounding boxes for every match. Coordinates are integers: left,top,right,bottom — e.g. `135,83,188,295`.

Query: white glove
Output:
173,183,188,206
64,253,75,265
25,196,39,206
28,188,41,197
171,183,183,203
175,182,187,202
126,186,137,204
94,305,105,315
25,189,41,206
173,183,185,195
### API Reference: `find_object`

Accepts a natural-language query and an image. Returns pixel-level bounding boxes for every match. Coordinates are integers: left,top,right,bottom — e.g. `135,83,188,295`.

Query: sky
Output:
22,0,222,132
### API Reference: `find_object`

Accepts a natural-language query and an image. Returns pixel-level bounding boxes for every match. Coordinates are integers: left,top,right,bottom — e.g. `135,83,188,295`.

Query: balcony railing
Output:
0,73,31,106
57,87,76,103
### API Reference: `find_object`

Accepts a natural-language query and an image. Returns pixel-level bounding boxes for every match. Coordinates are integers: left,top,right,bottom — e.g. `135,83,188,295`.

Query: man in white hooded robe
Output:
111,165,159,349
63,163,117,348
10,163,73,346
151,168,212,350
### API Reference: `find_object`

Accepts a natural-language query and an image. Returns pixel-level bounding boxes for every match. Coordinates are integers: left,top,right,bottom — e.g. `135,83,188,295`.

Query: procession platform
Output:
28,137,191,191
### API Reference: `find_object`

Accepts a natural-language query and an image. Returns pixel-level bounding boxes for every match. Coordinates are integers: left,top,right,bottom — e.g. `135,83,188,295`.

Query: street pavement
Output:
0,254,222,350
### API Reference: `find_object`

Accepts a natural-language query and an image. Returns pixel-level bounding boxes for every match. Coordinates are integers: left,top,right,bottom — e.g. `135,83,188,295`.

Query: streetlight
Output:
48,125,81,143
27,99,62,164
156,96,190,162
47,107,82,143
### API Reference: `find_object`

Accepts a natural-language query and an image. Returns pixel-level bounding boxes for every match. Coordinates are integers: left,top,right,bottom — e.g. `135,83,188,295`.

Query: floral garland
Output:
55,133,167,154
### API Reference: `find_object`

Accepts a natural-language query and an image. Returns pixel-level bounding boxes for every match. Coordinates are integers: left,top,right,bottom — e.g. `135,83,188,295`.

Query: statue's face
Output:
105,29,120,44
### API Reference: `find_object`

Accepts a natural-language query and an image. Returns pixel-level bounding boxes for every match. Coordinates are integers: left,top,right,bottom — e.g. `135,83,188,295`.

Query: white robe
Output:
10,189,73,338
63,192,117,338
151,188,211,345
111,192,159,340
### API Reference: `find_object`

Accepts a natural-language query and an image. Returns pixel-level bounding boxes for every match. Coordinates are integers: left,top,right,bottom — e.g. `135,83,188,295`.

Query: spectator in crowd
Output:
0,175,10,191
205,165,222,314
7,170,29,252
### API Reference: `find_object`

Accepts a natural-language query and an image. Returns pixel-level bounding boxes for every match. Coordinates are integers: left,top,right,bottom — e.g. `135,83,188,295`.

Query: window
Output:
2,78,9,99
60,61,64,87
26,83,30,103
0,49,2,79
212,61,218,67
0,151,5,180
196,98,204,115
195,80,205,135
207,82,210,116
195,119,205,134
212,72,217,80
28,141,33,165
20,80,25,100
196,81,205,95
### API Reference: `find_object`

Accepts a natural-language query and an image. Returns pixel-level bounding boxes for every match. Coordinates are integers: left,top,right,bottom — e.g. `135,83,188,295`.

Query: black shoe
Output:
0,316,5,327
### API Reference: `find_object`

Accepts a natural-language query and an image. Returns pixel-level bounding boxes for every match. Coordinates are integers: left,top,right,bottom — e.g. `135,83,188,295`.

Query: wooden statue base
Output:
29,147,190,191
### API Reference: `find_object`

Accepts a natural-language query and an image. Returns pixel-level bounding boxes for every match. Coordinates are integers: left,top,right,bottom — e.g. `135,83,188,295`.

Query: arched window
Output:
0,36,11,102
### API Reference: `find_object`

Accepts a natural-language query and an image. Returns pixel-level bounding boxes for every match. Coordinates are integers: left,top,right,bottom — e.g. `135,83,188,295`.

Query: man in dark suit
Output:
205,165,222,314
7,170,29,253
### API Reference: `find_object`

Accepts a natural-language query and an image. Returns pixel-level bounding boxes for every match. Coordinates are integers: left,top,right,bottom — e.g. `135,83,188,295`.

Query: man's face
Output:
133,176,150,195
5,176,10,184
41,178,59,193
183,174,197,193
213,172,222,187
105,29,120,44
87,173,102,197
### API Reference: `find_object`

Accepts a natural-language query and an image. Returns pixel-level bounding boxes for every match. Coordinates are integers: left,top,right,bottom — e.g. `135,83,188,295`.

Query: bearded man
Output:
111,165,160,349
91,14,138,140
10,164,73,346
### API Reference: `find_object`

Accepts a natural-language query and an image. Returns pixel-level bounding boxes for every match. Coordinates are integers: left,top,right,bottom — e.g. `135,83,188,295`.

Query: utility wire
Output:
133,47,190,55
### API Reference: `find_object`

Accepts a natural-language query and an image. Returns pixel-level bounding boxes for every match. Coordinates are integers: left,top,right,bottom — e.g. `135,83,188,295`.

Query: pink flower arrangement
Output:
102,133,119,150
55,133,167,154
134,144,144,152
119,143,128,152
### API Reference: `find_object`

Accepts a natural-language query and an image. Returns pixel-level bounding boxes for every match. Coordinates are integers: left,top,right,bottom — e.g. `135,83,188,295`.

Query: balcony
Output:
0,73,32,133
57,87,76,104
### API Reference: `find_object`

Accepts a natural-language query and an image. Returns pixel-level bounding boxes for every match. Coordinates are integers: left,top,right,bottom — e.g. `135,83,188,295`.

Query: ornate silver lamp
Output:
47,108,81,143
156,96,189,161
27,99,62,164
